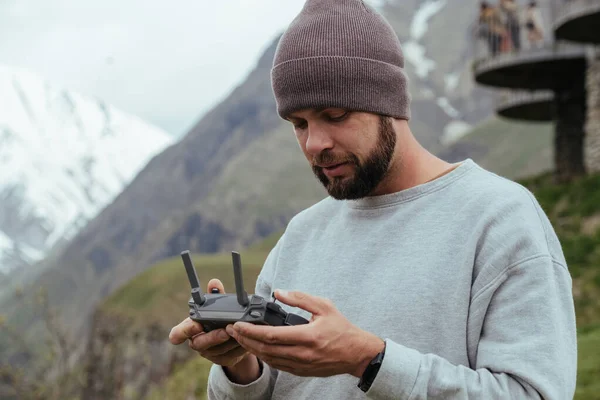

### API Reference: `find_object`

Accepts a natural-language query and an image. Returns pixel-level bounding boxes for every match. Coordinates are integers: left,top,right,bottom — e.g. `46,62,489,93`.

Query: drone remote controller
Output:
180,250,310,332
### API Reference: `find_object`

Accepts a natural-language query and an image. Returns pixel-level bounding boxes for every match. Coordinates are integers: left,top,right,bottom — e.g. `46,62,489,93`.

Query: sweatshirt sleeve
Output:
207,357,278,400
206,234,285,400
365,255,577,400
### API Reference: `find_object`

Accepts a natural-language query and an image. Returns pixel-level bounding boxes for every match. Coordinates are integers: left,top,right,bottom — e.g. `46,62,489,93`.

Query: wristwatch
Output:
357,341,386,392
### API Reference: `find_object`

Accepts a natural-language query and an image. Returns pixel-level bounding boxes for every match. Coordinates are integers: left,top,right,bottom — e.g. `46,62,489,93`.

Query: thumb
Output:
274,289,334,316
207,279,225,294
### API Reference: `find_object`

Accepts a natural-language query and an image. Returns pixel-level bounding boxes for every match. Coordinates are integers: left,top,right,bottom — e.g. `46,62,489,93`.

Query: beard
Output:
311,115,397,200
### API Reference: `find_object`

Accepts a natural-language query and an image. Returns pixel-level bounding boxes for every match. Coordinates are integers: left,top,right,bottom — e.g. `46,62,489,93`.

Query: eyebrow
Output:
287,107,328,120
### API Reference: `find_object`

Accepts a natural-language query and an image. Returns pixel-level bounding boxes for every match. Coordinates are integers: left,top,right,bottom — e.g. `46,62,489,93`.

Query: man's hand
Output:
226,289,385,378
168,279,261,384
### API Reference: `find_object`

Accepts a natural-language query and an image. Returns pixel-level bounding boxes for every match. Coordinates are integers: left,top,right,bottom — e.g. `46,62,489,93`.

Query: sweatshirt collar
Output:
343,158,476,209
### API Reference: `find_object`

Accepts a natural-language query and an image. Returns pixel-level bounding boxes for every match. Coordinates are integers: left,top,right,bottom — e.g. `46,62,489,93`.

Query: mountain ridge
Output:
0,64,174,276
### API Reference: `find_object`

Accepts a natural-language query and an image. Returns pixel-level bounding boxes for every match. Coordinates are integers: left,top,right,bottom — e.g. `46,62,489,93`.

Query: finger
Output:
230,322,314,346
189,328,230,351
208,279,225,293
169,317,204,345
210,345,248,364
200,338,243,357
229,328,304,362
274,289,334,316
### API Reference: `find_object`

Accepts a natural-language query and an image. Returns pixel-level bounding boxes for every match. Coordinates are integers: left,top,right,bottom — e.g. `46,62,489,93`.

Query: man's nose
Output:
305,124,334,156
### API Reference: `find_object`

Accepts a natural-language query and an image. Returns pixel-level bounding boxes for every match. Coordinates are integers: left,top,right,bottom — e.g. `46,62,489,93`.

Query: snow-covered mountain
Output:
397,0,474,145
375,0,493,154
0,65,174,273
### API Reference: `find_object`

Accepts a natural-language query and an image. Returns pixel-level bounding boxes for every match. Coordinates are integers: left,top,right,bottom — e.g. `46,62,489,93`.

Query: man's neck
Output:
370,136,458,196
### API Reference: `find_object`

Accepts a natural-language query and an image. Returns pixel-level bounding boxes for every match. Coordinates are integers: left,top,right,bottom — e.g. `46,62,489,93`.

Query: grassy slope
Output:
441,116,554,180
101,249,269,400
101,251,271,330
577,328,600,399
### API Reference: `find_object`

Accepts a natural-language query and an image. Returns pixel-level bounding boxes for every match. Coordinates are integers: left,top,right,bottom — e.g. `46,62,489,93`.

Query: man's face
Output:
287,108,397,200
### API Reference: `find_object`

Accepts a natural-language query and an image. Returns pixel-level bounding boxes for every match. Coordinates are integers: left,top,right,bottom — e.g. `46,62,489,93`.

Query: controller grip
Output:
285,312,310,326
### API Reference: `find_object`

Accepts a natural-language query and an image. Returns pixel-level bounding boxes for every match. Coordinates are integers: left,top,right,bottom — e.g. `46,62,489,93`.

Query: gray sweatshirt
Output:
207,158,577,399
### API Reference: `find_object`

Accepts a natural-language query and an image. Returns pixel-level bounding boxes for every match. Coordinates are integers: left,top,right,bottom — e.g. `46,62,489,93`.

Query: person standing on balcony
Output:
525,1,545,47
479,1,506,56
500,0,521,51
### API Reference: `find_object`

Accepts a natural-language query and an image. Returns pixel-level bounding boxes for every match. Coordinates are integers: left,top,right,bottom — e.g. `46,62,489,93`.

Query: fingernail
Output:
276,289,288,297
219,330,228,339
234,321,248,330
226,325,234,335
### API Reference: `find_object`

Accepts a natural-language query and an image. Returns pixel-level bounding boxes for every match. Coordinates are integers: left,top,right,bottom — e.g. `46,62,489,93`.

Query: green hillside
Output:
101,167,600,400
440,116,553,180
101,246,272,399
101,250,272,330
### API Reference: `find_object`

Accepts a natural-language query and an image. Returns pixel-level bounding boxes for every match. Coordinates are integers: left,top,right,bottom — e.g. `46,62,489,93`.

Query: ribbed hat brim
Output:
271,55,411,120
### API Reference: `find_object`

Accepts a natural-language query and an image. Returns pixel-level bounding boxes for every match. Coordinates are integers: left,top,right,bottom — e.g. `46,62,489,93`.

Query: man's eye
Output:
293,121,307,129
328,112,349,122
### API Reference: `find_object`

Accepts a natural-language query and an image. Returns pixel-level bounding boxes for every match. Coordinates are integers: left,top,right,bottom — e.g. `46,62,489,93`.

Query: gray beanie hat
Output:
271,0,410,120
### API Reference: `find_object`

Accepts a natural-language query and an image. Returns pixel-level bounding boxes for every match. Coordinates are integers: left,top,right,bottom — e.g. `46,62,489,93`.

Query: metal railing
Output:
553,0,600,27
496,89,554,108
473,0,555,61
471,1,593,77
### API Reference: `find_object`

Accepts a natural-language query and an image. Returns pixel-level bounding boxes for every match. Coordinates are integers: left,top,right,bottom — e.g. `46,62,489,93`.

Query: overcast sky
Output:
0,0,307,136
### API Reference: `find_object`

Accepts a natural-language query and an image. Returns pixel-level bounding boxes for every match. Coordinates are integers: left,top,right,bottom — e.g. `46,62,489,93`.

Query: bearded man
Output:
169,0,577,398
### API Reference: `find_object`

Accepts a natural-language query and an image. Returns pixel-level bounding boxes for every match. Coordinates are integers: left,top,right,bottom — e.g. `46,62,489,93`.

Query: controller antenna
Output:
232,251,249,306
181,250,206,306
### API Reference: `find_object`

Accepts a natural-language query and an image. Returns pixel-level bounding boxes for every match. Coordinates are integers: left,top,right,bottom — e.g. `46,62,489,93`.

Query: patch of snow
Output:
365,0,386,9
410,0,447,41
0,230,12,253
403,0,447,79
403,42,437,79
444,71,461,92
441,120,473,146
437,97,461,119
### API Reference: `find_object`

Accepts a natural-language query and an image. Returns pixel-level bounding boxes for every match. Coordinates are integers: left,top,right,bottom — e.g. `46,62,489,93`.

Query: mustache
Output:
312,152,355,167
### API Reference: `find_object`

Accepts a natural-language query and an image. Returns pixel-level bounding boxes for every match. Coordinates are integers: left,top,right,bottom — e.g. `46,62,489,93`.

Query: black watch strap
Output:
357,341,386,393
